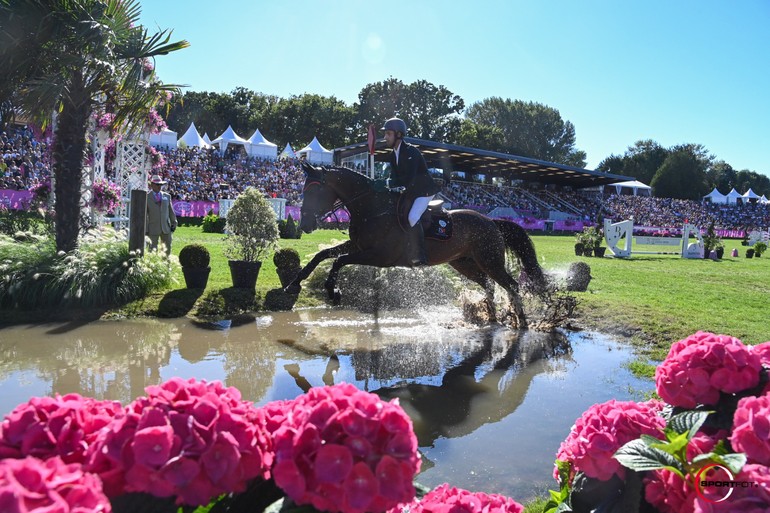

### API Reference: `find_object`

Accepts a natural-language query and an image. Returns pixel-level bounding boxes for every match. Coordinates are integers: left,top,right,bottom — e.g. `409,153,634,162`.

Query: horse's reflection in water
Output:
282,329,570,447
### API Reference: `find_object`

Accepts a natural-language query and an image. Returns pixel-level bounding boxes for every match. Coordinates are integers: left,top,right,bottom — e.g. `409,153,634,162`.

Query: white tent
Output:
743,188,761,203
726,188,744,204
202,133,213,145
245,129,278,159
149,128,177,149
761,195,769,205
297,136,333,164
177,122,210,149
608,180,652,197
211,125,248,154
279,143,296,159
703,187,727,204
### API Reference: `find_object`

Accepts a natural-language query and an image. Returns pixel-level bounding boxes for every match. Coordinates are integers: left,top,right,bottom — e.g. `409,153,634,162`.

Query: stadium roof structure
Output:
334,137,633,188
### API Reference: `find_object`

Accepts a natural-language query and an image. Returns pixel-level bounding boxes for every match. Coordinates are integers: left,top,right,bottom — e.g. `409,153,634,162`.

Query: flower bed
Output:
547,330,770,512
0,379,524,513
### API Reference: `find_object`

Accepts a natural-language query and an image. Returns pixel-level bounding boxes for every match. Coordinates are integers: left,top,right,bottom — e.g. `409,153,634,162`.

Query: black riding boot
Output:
408,223,428,266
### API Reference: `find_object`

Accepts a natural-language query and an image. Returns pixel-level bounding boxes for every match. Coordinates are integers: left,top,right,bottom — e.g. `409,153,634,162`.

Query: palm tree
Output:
0,0,188,251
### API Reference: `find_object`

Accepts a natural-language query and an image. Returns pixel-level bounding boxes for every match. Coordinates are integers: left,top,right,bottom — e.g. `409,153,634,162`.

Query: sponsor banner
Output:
0,189,33,209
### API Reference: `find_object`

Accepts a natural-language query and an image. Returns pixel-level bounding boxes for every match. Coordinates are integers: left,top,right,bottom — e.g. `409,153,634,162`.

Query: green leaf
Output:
692,452,748,476
668,410,711,438
614,439,685,475
646,432,689,456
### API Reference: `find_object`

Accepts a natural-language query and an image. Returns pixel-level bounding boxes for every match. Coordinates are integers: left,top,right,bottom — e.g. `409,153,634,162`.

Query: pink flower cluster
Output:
0,456,111,513
94,112,116,131
555,399,665,481
146,108,168,135
655,331,762,408
91,178,121,214
0,394,122,464
272,383,420,513
730,394,770,465
86,377,273,506
400,483,524,513
693,464,770,512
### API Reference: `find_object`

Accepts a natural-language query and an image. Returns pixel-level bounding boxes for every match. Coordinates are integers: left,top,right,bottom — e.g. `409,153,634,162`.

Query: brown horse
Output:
285,163,547,328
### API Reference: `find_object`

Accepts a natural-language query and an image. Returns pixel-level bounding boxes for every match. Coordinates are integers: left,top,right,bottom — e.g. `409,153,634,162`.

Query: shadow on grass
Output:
157,288,204,318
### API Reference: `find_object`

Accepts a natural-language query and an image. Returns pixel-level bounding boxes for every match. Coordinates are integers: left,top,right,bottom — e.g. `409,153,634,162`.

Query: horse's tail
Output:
493,219,548,294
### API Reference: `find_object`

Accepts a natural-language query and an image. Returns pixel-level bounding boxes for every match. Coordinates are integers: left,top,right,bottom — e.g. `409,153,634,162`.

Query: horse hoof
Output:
284,283,301,295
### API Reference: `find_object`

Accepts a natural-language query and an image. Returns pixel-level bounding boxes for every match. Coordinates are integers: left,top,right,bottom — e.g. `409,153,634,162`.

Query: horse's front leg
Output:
284,241,354,294
324,248,391,305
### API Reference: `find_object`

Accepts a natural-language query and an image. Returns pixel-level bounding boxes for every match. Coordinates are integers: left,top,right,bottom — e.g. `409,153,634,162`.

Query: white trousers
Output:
409,195,434,227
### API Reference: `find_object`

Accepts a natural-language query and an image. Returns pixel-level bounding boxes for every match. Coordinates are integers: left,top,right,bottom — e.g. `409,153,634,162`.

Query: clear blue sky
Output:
139,0,769,176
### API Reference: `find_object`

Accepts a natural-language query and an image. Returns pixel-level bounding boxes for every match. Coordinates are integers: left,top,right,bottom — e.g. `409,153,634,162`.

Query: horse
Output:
285,162,548,328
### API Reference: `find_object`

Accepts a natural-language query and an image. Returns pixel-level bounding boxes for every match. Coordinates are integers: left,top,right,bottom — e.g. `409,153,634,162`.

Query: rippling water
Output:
0,306,652,502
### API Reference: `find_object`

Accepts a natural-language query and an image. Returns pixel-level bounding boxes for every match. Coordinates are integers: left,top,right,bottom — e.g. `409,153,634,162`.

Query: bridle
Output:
302,173,373,224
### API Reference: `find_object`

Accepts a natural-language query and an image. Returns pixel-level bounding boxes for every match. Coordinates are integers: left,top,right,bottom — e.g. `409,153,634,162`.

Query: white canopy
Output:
279,143,296,159
703,187,727,204
177,122,210,149
297,136,333,164
246,129,278,159
202,133,213,145
761,195,769,204
211,125,248,154
743,188,761,201
609,180,652,197
149,128,177,149
726,188,744,204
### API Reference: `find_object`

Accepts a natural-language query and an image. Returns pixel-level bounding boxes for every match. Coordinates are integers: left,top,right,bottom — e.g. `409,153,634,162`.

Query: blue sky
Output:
139,0,769,176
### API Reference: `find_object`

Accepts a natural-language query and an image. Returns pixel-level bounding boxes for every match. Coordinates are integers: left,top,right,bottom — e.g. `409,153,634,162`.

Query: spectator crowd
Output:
2,125,769,231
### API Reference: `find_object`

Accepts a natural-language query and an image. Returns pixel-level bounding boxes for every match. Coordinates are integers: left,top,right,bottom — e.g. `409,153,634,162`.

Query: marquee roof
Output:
334,137,632,188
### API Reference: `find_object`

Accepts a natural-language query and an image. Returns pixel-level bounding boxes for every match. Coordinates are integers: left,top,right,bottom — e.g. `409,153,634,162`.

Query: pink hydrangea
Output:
0,456,111,513
0,394,122,464
86,377,273,506
655,331,763,408
261,399,295,436
555,399,665,482
272,383,421,513
643,431,727,513
693,464,770,512
753,341,770,365
644,469,696,513
397,483,523,513
731,395,770,465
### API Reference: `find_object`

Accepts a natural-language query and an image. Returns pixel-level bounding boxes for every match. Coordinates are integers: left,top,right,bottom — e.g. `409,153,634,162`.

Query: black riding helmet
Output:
381,117,407,137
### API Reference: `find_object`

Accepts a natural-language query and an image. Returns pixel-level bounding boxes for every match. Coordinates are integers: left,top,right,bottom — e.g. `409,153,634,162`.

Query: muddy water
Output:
0,307,652,502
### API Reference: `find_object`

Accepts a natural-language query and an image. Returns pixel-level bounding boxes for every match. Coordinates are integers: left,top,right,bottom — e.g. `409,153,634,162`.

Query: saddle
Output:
396,197,452,240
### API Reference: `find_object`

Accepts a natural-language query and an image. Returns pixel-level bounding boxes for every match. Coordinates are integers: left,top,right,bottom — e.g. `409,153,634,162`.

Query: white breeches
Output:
408,195,434,227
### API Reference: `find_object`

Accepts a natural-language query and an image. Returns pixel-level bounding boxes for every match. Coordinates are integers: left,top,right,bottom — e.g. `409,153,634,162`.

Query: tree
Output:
621,140,670,185
650,148,708,200
464,97,586,167
0,0,188,252
454,119,506,153
267,93,356,150
354,78,464,142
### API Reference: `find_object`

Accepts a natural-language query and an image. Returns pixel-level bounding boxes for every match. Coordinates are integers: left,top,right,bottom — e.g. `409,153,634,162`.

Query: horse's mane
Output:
323,165,373,185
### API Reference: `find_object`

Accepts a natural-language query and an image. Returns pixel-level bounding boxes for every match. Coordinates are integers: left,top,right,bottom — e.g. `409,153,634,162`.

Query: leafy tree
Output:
707,160,736,192
165,90,222,137
354,78,464,142
464,97,586,167
616,140,669,185
0,0,188,251
454,119,506,153
650,148,708,199
734,169,770,196
267,93,356,150
595,154,626,174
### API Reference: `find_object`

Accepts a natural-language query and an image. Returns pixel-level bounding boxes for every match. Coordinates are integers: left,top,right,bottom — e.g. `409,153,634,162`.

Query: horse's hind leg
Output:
449,258,497,322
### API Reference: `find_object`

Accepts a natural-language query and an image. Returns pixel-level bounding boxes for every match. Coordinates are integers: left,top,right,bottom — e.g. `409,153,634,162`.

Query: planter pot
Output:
716,248,724,259
574,245,584,256
228,260,262,289
276,266,301,288
746,250,755,259
182,267,211,289
593,247,606,258
583,247,593,257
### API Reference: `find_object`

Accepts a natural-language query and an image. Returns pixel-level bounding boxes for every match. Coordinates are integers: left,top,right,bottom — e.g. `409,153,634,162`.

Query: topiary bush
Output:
278,214,301,239
273,248,300,270
178,244,210,268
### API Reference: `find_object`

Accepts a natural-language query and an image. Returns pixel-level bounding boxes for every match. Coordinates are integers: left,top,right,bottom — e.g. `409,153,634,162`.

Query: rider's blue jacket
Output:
387,142,441,199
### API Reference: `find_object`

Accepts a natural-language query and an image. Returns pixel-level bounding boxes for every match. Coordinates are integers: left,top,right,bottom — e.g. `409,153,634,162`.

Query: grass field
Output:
116,226,769,361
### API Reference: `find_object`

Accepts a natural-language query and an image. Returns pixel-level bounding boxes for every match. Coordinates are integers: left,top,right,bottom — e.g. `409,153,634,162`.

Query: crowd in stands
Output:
3,125,769,231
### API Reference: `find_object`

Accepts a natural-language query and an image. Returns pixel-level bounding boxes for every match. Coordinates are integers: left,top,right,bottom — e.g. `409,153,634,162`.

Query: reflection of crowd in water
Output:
4,126,769,230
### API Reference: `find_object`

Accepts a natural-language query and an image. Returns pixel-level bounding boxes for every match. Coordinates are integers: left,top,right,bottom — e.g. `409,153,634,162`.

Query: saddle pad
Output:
425,213,452,240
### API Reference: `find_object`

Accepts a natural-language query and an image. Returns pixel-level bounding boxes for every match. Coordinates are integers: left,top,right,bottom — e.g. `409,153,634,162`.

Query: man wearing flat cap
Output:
146,174,177,255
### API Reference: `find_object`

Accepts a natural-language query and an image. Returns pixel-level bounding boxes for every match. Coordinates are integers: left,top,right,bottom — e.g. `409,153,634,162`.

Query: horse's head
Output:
299,161,338,233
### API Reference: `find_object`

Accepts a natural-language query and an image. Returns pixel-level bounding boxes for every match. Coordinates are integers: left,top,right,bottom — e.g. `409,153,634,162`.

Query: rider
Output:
381,117,440,266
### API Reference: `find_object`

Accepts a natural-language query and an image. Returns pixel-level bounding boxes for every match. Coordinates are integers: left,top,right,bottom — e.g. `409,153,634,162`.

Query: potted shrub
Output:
273,248,301,288
224,187,279,289
178,244,211,289
702,223,720,259
573,240,585,257
753,241,767,258
746,247,755,258
714,240,725,260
